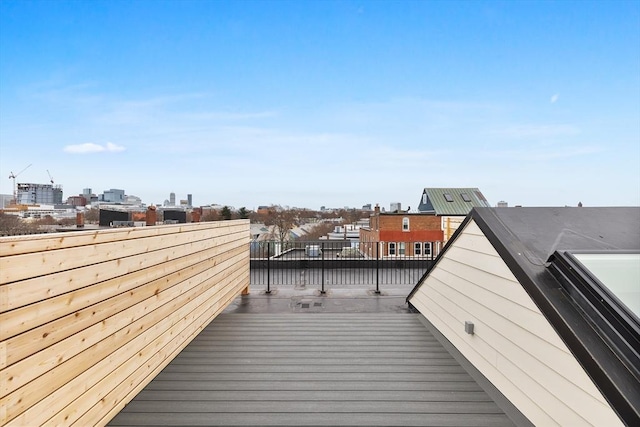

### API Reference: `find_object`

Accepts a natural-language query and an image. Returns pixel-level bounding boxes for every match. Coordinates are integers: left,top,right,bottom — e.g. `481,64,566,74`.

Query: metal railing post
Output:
320,241,326,294
375,241,380,294
266,243,271,294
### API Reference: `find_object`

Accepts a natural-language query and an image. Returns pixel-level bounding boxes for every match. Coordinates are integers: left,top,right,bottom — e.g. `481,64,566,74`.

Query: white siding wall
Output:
409,219,623,427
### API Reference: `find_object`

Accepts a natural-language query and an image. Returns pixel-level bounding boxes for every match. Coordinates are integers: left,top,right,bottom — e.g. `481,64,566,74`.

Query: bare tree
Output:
0,213,37,236
84,208,99,223
262,205,298,246
35,215,57,226
57,217,76,226
296,222,335,241
202,209,220,222
337,208,363,225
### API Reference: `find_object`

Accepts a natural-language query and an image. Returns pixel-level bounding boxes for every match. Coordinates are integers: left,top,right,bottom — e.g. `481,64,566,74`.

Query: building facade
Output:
100,189,125,203
16,183,63,205
359,205,443,258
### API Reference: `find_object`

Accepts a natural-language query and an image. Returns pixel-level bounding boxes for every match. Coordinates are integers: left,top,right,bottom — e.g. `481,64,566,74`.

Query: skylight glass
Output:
461,193,471,202
443,193,454,202
573,253,640,317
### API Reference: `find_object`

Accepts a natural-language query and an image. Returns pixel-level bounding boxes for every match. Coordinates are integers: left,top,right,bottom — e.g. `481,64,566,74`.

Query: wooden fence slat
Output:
2,245,246,368
5,264,248,426
0,229,247,313
1,255,248,422
0,221,249,426
0,222,248,284
2,249,248,394
0,238,247,342
6,266,248,427
0,220,247,257
55,272,248,427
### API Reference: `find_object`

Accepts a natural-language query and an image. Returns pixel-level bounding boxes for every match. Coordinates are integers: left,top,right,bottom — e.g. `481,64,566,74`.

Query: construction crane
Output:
47,169,54,184
8,163,32,204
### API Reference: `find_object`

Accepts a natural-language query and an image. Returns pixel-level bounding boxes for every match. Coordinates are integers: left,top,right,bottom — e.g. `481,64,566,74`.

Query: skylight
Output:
443,193,454,202
548,250,639,377
573,253,640,317
461,193,471,202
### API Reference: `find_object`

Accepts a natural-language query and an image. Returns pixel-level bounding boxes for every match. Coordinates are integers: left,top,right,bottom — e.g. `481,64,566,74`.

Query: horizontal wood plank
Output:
0,226,247,312
0,221,250,426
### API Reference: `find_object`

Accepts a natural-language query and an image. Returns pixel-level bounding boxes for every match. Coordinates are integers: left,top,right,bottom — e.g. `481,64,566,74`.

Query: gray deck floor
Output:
109,312,516,426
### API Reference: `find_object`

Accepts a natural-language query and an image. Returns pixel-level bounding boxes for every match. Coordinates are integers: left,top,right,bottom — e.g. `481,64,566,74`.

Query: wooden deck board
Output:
109,412,516,426
108,313,516,426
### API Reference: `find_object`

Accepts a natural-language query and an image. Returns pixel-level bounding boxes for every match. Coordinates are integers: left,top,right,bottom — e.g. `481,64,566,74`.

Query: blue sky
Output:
1,0,639,210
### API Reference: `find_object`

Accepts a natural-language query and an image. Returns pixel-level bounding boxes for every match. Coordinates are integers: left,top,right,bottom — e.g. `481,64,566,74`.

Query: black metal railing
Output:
250,240,440,293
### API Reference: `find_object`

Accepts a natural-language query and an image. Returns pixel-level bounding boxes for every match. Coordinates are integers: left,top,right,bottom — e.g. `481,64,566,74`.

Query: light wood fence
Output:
0,220,250,426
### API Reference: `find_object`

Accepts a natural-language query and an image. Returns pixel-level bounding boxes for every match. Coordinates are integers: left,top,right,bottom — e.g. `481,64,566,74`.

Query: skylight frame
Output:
548,250,640,372
572,252,639,317
443,193,454,202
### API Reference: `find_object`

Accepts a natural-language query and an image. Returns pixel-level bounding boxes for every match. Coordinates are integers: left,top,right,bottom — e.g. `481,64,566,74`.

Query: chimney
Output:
146,205,157,226
374,204,380,215
76,212,84,228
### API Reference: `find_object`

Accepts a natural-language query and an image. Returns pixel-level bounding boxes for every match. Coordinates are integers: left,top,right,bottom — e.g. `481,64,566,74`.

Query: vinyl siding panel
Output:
409,219,623,427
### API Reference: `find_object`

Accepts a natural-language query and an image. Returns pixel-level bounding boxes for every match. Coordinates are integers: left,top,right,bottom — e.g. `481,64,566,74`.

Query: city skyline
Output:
1,1,639,209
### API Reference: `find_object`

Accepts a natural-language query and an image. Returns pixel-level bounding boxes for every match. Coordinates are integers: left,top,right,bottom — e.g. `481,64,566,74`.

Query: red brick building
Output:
360,188,492,258
360,205,443,258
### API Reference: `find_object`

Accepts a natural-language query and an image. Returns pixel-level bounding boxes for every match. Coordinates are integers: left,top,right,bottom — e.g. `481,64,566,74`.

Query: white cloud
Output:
550,94,559,103
64,142,125,153
105,142,126,152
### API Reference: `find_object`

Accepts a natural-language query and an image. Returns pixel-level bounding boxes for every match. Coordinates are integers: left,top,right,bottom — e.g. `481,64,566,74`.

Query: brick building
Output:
360,205,444,258
360,188,491,258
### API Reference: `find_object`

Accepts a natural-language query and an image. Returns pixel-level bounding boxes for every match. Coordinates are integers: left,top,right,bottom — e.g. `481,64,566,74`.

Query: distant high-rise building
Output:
100,189,125,203
169,192,176,206
187,194,193,207
83,188,92,196
16,183,63,205
390,202,401,212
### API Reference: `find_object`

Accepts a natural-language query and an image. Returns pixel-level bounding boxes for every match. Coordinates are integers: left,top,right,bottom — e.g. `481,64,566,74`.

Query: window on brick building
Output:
398,242,406,255
402,217,409,231
389,242,396,255
414,242,422,256
424,242,432,256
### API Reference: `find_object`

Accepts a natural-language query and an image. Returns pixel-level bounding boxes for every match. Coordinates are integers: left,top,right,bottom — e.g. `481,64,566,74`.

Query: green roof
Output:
418,188,490,215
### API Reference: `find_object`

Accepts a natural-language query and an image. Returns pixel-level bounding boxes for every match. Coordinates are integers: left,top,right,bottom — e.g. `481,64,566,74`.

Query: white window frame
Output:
424,242,432,256
414,242,422,256
398,242,406,256
402,217,409,231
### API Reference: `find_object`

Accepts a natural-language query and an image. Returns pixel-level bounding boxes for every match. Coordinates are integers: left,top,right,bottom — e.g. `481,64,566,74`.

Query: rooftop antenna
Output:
8,163,32,203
